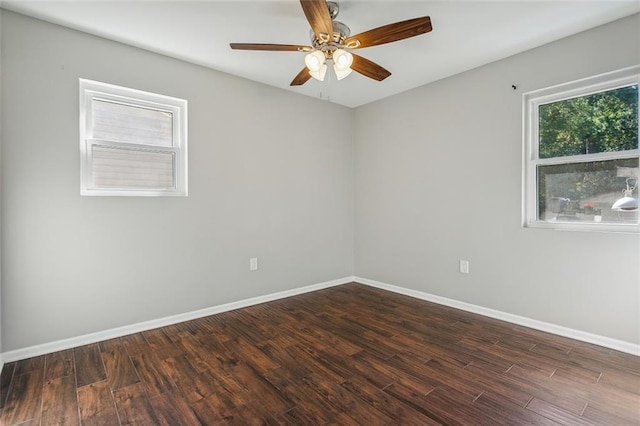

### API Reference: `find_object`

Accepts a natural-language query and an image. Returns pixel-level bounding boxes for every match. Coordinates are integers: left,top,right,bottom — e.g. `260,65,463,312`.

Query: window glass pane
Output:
537,158,639,224
538,85,638,159
92,145,175,189
91,99,173,147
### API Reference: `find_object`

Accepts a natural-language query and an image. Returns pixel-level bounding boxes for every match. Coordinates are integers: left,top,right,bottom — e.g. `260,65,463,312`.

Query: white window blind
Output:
91,99,174,147
91,145,175,189
79,79,187,196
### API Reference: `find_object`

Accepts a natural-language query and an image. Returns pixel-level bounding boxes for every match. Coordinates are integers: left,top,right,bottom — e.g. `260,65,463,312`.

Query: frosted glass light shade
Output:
333,49,353,69
309,63,327,81
333,64,353,80
305,51,325,72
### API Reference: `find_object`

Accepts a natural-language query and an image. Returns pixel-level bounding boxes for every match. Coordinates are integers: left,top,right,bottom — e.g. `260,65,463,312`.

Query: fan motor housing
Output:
309,20,350,47
309,1,350,49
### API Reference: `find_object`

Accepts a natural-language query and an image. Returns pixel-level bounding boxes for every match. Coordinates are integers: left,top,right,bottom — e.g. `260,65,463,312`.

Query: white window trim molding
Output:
79,79,188,196
522,65,640,233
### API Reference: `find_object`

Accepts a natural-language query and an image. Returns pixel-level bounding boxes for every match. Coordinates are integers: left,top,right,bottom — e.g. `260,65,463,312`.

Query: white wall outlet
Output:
459,260,470,274
249,257,258,271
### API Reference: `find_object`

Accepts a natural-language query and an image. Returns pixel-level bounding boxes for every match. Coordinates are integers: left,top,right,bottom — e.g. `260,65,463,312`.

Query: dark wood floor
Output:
0,283,638,425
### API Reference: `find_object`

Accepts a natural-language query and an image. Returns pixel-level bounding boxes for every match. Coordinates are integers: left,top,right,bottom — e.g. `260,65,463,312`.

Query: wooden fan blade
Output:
344,17,432,49
230,43,311,52
291,68,312,86
300,0,333,39
351,53,391,81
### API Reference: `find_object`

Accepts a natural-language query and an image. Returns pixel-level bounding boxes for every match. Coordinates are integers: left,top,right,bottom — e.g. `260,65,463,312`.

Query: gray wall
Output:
1,11,354,351
2,10,639,353
354,14,640,345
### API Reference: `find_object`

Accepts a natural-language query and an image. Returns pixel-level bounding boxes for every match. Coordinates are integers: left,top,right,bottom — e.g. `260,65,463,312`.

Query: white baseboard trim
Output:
355,276,639,356
4,275,637,363
1,276,353,363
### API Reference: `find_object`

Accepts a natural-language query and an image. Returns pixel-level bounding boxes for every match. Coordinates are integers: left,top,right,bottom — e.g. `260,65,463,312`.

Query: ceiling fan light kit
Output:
304,48,353,82
230,0,433,86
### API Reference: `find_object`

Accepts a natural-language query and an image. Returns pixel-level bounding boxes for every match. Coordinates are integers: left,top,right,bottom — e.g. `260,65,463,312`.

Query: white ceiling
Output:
2,1,639,108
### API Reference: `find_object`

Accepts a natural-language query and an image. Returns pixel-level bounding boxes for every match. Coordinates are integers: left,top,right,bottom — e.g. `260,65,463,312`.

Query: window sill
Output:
524,220,639,234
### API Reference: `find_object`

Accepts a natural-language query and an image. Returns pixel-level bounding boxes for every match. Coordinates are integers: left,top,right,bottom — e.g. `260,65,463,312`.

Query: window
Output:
79,79,187,196
523,66,639,232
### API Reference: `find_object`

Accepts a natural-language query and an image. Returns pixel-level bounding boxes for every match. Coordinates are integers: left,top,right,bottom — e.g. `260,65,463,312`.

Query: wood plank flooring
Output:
0,283,638,425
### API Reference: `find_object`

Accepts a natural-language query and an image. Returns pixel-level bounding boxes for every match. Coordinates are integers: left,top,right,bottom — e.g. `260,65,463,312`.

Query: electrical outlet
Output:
250,257,258,271
459,260,469,274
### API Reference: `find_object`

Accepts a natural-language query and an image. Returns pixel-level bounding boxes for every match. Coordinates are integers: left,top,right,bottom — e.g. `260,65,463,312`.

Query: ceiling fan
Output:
230,0,432,86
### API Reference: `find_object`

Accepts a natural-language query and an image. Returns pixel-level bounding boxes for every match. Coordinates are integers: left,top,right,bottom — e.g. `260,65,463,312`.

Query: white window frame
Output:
523,66,640,233
79,79,188,196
